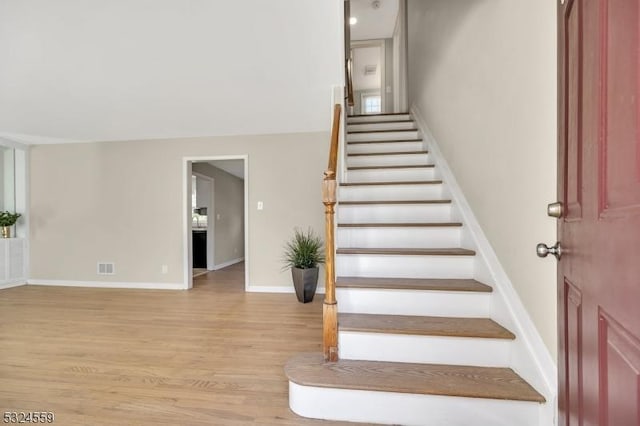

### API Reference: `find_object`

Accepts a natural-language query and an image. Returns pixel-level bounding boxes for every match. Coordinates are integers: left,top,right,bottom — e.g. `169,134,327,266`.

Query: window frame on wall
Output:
362,93,382,114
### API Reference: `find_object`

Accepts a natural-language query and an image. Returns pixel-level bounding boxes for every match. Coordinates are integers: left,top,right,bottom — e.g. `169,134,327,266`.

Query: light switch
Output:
257,201,264,210
216,213,221,220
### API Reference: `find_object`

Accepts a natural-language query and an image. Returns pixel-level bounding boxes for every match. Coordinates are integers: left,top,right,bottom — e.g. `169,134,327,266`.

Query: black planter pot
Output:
291,267,319,303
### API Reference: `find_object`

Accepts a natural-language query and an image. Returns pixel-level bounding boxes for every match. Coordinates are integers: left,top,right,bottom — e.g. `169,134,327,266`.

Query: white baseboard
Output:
27,279,185,290
411,105,557,410
212,257,245,270
0,280,26,290
246,285,326,295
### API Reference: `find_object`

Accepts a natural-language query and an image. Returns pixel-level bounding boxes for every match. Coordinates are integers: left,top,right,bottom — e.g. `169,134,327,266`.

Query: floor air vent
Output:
97,262,115,275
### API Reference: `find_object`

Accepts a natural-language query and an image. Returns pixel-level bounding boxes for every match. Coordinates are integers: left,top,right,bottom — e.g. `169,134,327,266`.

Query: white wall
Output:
29,133,327,289
0,0,343,143
408,0,557,356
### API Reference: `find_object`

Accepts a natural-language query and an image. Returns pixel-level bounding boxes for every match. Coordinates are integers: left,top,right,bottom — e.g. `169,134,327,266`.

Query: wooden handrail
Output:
344,0,354,108
322,103,341,362
346,58,355,107
328,104,342,173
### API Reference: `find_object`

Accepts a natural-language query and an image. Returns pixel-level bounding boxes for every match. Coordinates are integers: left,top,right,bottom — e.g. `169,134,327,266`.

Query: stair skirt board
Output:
338,184,444,201
339,331,512,367
345,167,437,182
338,203,453,223
347,121,417,132
336,254,474,279
347,141,425,154
347,114,411,123
289,382,541,426
336,288,491,317
347,153,432,167
337,227,462,249
347,130,420,142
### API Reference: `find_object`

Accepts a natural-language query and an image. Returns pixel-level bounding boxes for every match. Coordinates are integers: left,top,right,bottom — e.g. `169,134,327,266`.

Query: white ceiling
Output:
350,0,400,41
208,160,245,180
352,46,381,91
0,0,342,144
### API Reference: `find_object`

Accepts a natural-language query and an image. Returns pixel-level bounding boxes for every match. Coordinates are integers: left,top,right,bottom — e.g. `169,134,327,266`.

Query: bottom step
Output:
285,353,545,426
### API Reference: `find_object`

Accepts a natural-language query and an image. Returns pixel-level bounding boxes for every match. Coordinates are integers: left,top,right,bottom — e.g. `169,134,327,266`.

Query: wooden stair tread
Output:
348,150,428,156
336,277,492,292
339,200,451,205
349,129,417,134
285,353,546,403
340,180,441,186
336,247,476,256
339,313,515,339
347,164,434,170
348,120,415,125
348,139,423,144
348,112,410,117
337,222,462,228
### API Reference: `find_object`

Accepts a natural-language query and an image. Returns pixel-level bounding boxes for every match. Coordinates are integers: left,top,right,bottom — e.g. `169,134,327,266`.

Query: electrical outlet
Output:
161,265,168,274
257,201,264,210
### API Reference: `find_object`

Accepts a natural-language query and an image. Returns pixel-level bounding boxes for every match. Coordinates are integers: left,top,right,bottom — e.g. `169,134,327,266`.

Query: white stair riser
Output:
289,383,541,426
337,227,462,249
336,288,491,317
336,254,474,279
338,203,453,223
346,167,436,182
347,141,424,154
347,130,420,142
340,332,512,367
347,153,431,167
347,114,411,123
347,122,416,132
339,184,443,201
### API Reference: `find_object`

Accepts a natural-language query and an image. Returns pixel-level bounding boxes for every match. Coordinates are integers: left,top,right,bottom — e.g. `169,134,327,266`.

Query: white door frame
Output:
351,39,386,113
182,155,249,290
192,171,215,271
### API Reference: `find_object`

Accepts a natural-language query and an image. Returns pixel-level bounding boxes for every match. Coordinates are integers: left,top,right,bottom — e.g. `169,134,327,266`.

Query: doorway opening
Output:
351,40,386,114
346,0,408,114
183,156,248,290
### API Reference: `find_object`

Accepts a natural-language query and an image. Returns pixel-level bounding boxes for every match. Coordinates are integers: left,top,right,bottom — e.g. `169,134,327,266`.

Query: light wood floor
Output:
192,268,209,278
0,264,356,425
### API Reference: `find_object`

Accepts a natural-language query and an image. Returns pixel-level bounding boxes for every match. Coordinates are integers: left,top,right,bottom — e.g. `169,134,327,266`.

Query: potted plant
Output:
0,211,21,238
282,227,325,303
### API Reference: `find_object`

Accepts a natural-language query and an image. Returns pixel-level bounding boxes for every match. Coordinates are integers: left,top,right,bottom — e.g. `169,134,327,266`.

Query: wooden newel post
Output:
322,171,338,362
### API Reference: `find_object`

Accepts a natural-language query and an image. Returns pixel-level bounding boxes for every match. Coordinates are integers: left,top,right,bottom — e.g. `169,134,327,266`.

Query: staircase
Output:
286,112,549,426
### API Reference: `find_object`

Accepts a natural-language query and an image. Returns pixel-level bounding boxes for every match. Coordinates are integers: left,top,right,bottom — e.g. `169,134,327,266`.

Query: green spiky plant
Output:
0,211,21,227
282,227,325,270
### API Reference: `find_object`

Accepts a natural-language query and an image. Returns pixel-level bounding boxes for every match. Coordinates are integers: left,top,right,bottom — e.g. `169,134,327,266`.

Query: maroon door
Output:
558,0,640,424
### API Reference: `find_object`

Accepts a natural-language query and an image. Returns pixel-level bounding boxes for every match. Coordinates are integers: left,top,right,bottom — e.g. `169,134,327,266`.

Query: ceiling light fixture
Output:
349,17,358,25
